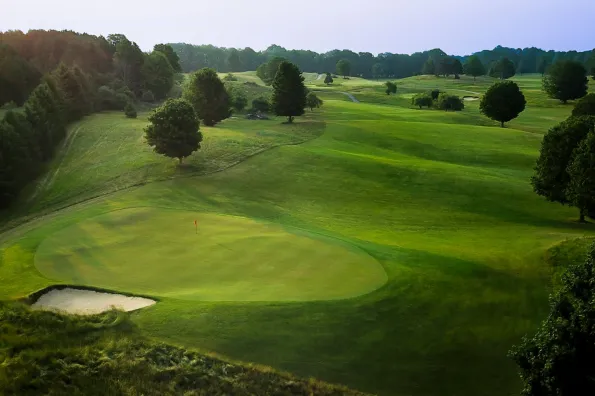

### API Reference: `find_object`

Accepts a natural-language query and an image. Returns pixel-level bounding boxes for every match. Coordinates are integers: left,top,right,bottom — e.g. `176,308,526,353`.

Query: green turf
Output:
34,207,386,301
2,74,595,396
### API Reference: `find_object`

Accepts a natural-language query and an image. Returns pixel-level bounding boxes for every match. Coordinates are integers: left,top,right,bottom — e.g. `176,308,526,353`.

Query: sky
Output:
2,0,594,55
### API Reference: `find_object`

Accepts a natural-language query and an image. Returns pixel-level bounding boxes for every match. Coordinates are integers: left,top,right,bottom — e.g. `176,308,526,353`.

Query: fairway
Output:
34,208,387,301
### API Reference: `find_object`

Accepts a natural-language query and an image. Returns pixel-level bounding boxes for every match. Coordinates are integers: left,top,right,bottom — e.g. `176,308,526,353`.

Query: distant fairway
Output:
34,208,386,301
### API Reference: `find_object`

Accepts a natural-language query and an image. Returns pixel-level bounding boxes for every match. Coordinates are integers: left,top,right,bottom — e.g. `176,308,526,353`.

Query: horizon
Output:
2,0,594,55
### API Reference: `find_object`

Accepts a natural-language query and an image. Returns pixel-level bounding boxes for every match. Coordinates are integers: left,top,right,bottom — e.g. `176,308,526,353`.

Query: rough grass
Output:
2,74,595,396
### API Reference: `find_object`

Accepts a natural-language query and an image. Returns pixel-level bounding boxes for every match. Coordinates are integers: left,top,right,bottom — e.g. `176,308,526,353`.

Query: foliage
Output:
435,93,464,111
336,59,351,77
0,44,41,106
572,93,595,117
422,58,435,75
429,89,441,100
412,93,433,109
306,92,323,111
227,85,248,112
183,68,230,126
51,63,92,121
531,116,595,209
436,57,462,77
223,73,238,81
97,86,127,110
141,51,175,100
372,63,385,78
489,57,516,79
227,48,242,72
111,34,145,93
538,58,549,76
566,132,595,221
251,96,270,113
324,73,334,85
463,55,485,80
384,81,397,95
153,43,182,72
271,61,307,123
543,61,589,103
141,90,156,103
480,81,526,127
510,243,595,395
124,102,137,118
256,57,286,85
144,99,202,163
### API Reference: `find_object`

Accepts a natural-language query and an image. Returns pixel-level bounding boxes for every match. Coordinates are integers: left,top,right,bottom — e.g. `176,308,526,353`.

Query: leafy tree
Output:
463,55,485,80
452,59,463,78
226,49,242,72
0,44,41,106
97,86,122,110
510,242,595,393
183,68,230,126
124,102,137,118
111,35,144,92
0,119,31,206
256,57,286,85
141,51,175,100
153,43,182,72
537,58,550,76
271,61,307,123
572,93,595,117
422,58,435,75
336,59,351,78
251,97,270,113
227,85,248,112
412,93,433,109
490,57,516,79
480,81,526,127
306,92,323,111
531,116,595,209
372,63,384,79
436,94,464,111
142,90,156,103
566,132,595,221
144,98,202,164
429,89,441,100
324,73,334,85
51,63,90,121
384,81,397,95
543,61,588,103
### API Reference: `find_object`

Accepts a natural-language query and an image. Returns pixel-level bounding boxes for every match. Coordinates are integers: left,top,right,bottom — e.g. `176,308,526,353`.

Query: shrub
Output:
412,94,433,109
251,96,270,113
436,94,464,111
141,90,155,103
124,102,137,118
223,73,238,82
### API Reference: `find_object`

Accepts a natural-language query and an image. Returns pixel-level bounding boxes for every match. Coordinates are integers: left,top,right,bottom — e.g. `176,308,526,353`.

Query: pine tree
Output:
271,61,307,123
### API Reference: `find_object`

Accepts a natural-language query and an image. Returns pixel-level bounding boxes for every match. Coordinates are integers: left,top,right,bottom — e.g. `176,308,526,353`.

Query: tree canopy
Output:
271,61,307,123
422,58,435,75
141,51,175,100
324,73,334,85
463,55,485,80
153,44,182,72
336,59,351,77
490,57,516,79
256,57,287,85
480,81,526,127
572,93,595,117
543,60,588,103
436,94,464,111
144,99,202,164
183,68,230,126
566,132,595,221
306,92,323,111
384,81,397,95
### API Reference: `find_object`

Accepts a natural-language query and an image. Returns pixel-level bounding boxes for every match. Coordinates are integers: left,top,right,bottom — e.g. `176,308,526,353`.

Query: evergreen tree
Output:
153,43,182,72
271,61,307,123
183,68,230,126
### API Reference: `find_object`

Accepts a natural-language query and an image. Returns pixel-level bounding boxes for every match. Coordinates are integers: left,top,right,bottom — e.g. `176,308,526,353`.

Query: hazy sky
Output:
2,0,594,55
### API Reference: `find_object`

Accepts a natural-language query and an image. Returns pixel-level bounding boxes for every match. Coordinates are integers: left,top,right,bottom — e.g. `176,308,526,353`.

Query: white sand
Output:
32,288,156,315
463,96,479,101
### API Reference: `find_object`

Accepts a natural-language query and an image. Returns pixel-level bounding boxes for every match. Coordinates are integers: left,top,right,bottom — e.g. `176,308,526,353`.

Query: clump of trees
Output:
144,99,202,164
271,61,307,123
436,94,464,111
336,60,351,78
306,92,323,111
543,60,588,103
183,68,230,126
384,82,397,95
572,93,595,117
480,81,526,127
532,116,595,221
510,242,595,395
489,57,516,79
412,93,433,109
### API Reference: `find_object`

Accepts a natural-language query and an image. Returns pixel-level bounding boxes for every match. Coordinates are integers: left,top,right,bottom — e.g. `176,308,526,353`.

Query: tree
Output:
566,132,595,222
51,64,88,122
490,57,516,79
537,58,549,76
227,85,248,112
422,58,435,75
0,44,41,106
531,116,595,209
306,92,323,111
144,99,202,164
153,44,182,72
543,61,588,104
111,35,144,92
226,49,242,72
183,68,230,126
271,61,307,123
372,63,384,79
141,51,175,100
572,93,595,117
336,59,351,78
480,81,526,127
412,93,433,109
251,97,270,113
429,89,441,100
324,73,334,85
452,59,463,78
256,57,286,85
510,242,595,394
0,119,31,206
142,90,156,103
436,94,464,111
463,55,485,81
124,102,137,118
384,81,397,95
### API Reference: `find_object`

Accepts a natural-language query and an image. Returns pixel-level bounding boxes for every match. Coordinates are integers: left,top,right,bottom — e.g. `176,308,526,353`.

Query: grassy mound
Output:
35,208,386,301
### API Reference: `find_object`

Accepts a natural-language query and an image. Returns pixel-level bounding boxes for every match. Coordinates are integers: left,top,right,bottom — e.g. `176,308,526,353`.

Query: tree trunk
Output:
287,116,293,123
178,157,183,165
501,121,505,128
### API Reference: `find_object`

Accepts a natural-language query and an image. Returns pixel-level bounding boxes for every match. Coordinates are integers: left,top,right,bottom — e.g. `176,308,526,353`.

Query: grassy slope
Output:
1,74,595,395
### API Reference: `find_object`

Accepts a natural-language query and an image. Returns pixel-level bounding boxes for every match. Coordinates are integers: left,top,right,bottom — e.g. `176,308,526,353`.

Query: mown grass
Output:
1,74,595,396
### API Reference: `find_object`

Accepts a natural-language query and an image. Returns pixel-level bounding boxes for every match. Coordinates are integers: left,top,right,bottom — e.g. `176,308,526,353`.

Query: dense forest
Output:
171,43,595,78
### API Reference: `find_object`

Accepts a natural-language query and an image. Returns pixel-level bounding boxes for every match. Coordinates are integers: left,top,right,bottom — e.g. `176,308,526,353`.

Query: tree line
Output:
171,42,595,79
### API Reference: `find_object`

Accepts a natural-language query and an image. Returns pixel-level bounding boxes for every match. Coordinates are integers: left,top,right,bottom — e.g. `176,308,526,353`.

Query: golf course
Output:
1,68,594,395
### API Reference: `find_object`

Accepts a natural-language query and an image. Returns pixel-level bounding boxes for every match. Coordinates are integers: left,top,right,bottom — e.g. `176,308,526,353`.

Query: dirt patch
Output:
32,287,155,315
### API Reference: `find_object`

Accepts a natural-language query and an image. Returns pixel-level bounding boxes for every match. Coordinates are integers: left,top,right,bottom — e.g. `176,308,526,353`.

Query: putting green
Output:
35,208,387,301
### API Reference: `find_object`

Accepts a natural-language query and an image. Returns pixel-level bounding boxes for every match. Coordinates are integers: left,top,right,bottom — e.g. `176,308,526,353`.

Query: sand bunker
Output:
32,288,155,315
463,96,479,101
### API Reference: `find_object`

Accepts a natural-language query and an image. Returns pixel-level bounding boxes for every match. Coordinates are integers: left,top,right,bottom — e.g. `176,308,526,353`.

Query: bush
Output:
141,90,155,103
168,84,183,99
223,73,238,82
251,96,270,113
572,93,595,117
412,93,433,109
124,102,137,118
436,94,464,111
